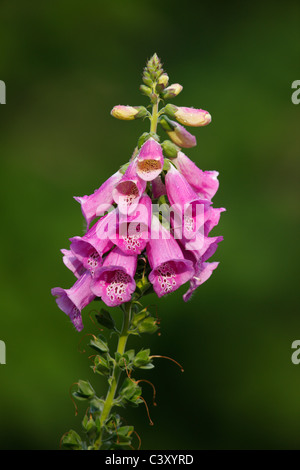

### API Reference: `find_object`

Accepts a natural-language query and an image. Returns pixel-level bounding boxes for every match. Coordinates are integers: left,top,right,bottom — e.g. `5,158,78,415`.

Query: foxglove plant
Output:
52,54,225,450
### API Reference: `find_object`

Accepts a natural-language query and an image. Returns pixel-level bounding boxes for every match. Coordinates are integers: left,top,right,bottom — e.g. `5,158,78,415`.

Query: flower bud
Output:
140,84,152,98
161,140,180,158
165,105,212,127
111,105,148,121
160,116,196,148
156,73,169,93
162,83,183,99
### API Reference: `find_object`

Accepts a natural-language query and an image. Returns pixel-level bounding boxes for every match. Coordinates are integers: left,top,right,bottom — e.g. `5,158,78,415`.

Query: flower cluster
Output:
52,54,225,332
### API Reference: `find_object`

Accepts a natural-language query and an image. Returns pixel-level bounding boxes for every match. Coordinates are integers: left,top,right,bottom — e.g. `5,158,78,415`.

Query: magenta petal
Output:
147,219,194,297
51,272,95,331
74,170,123,229
112,158,147,215
110,195,152,255
183,261,219,302
91,247,137,307
61,249,86,279
70,210,116,276
173,152,219,200
151,175,166,198
136,138,164,181
182,232,223,260
204,207,226,236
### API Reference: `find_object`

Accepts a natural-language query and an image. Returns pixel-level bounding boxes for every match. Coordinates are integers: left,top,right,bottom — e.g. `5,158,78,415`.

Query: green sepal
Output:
73,380,96,401
95,309,116,330
118,378,142,406
161,140,180,159
133,348,152,368
92,354,111,376
89,334,109,353
60,429,83,450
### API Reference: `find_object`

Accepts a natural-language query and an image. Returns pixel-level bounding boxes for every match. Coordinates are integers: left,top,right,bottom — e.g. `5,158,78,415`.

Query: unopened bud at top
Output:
111,105,148,121
162,83,183,99
164,104,211,127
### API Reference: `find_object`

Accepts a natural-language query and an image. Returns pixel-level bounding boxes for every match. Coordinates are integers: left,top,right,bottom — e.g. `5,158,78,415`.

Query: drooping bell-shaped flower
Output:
69,210,116,277
61,249,86,279
51,272,95,332
112,158,147,215
146,217,194,297
183,261,219,302
74,171,123,229
136,138,164,182
109,195,152,255
165,164,211,239
91,247,137,307
165,104,211,127
173,151,219,200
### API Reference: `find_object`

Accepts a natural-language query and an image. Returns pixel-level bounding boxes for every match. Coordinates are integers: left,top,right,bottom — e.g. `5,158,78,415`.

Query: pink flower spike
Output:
60,249,86,279
69,210,116,276
173,151,219,200
110,195,152,255
91,247,137,307
51,272,95,331
74,170,123,229
112,158,147,215
147,218,194,298
136,138,164,181
183,261,219,302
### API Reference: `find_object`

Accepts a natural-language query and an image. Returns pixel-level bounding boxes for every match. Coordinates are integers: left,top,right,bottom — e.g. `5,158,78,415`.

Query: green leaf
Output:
89,397,105,414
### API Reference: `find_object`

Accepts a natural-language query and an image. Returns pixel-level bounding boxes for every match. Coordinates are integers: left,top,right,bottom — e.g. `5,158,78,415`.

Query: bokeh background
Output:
0,0,299,450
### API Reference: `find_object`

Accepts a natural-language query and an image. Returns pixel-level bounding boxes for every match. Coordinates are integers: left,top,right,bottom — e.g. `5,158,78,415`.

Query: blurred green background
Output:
0,0,300,450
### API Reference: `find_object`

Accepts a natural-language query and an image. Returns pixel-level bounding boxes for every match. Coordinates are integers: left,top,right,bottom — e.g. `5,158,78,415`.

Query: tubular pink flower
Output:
112,158,147,215
74,170,123,229
166,121,197,148
109,195,152,255
173,151,219,200
136,138,164,181
183,261,219,302
61,249,86,279
151,175,166,198
69,210,116,277
165,164,211,239
147,218,194,297
51,272,95,331
91,247,137,307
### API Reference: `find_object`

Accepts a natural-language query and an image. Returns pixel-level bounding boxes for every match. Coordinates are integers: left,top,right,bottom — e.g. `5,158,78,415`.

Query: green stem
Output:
94,302,132,449
150,85,159,134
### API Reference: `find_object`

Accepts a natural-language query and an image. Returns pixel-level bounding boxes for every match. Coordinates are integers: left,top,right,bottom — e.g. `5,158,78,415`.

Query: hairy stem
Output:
94,302,132,449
